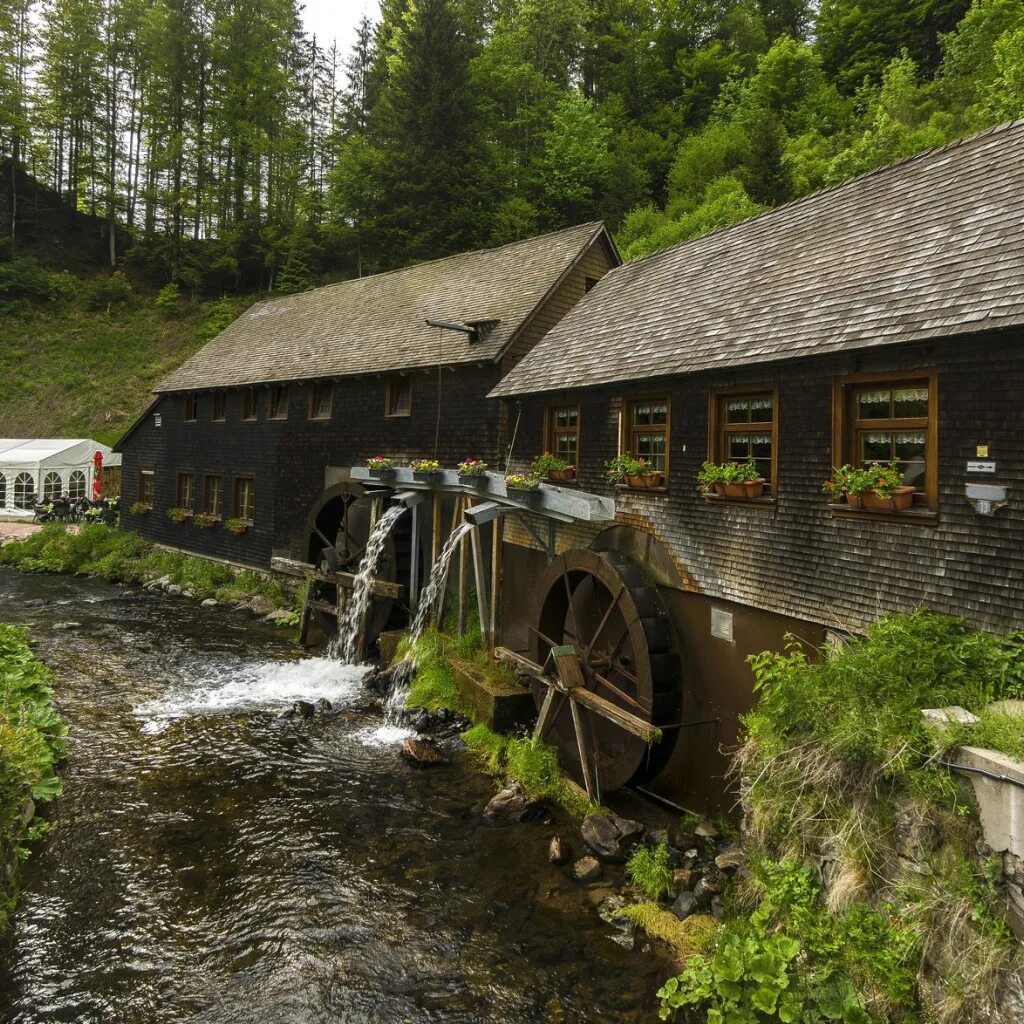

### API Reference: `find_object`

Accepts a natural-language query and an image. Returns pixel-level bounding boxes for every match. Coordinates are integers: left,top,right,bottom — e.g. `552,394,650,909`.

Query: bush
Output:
155,282,182,316
83,272,135,312
0,258,74,306
627,842,675,901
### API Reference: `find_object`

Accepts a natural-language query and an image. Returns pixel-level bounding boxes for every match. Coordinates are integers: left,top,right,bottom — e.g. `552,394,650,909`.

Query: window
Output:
242,387,258,421
13,473,33,509
234,476,255,523
308,381,332,420
68,470,87,500
710,388,777,489
833,371,937,510
183,394,198,421
547,405,580,465
385,377,412,417
626,399,669,473
212,393,226,421
269,385,289,420
139,469,155,507
176,472,195,512
203,474,223,518
0,473,5,507
42,472,62,500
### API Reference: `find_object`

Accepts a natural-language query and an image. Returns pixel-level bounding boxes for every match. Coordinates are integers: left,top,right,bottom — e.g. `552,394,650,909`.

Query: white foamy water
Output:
134,657,369,733
355,723,415,747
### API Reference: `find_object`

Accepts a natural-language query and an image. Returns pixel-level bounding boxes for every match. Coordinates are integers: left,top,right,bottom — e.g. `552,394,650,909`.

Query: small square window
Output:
547,405,580,466
242,387,258,421
386,377,412,417
710,389,777,489
308,382,332,420
212,393,226,421
269,385,289,420
183,395,198,422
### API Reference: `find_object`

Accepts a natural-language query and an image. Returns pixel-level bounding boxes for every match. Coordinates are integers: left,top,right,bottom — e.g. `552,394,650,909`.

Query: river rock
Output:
674,867,699,891
483,782,543,824
51,621,82,631
22,598,46,608
276,706,296,720
263,609,294,624
695,819,721,841
548,835,573,866
314,698,332,714
711,896,726,921
693,874,720,906
715,847,746,873
183,590,196,599
294,700,316,718
401,738,449,767
201,598,218,608
571,856,602,883
248,596,277,616
672,891,700,921
581,813,645,863
165,584,183,597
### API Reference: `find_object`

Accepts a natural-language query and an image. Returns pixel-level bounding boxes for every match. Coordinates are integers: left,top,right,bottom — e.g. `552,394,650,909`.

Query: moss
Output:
621,903,719,960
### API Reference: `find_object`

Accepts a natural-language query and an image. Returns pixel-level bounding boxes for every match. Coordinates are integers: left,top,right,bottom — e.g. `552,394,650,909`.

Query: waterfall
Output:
331,504,407,664
384,520,475,721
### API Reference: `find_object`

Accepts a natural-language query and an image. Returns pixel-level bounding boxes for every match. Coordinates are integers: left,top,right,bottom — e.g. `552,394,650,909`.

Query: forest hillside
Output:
1,0,1023,440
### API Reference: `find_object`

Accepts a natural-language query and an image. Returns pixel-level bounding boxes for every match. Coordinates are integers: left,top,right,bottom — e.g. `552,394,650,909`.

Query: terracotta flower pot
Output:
844,491,862,509
742,479,766,499
625,472,664,489
857,485,915,512
722,482,746,498
547,467,576,483
713,482,726,497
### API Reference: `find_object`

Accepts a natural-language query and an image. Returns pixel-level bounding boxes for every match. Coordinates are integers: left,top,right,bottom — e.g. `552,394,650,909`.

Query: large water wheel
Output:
526,548,682,793
306,481,412,645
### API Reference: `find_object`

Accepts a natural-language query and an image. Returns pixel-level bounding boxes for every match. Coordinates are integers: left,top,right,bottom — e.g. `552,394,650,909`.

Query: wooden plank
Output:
571,687,661,744
489,517,501,652
533,685,558,741
569,698,595,801
495,646,545,677
552,648,585,690
270,556,315,578
470,524,490,651
331,570,404,600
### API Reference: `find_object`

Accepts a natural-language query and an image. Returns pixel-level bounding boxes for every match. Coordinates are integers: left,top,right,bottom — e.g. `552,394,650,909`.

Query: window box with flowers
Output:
192,512,218,529
605,454,664,490
531,453,575,484
166,506,192,524
366,456,395,479
457,458,489,486
224,517,249,536
698,459,768,500
129,501,153,515
823,461,917,513
410,459,443,482
505,473,541,502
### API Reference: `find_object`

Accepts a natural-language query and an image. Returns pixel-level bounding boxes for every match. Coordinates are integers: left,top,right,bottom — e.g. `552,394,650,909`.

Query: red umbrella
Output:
92,450,103,500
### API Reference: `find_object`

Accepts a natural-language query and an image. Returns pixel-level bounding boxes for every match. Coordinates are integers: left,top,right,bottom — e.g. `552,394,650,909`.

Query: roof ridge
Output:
616,118,1024,277
249,221,606,310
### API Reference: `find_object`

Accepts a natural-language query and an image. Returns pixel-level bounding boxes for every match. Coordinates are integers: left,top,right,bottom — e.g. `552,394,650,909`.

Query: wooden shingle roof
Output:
492,120,1024,398
157,222,611,393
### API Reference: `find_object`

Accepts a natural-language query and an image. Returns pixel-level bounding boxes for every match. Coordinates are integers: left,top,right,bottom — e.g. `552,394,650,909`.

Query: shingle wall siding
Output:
506,330,1024,635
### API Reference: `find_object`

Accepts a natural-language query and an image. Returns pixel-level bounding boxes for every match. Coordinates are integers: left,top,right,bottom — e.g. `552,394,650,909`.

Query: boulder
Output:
673,868,699,891
671,891,700,921
483,782,543,824
548,835,573,866
715,848,746,873
263,609,294,624
201,598,218,608
695,819,721,841
401,738,450,768
293,700,316,718
581,813,645,863
314,698,333,714
248,595,277,617
51,621,82,631
165,584,183,597
693,874,721,906
183,590,196,600
571,856,602,883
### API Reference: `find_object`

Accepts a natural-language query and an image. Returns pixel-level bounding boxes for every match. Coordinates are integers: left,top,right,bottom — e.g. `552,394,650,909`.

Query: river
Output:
0,568,665,1023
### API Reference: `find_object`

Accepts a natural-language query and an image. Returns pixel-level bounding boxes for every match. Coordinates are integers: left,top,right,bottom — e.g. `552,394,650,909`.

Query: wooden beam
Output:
571,687,662,744
489,517,501,653
495,646,545,677
470,523,490,650
330,570,405,600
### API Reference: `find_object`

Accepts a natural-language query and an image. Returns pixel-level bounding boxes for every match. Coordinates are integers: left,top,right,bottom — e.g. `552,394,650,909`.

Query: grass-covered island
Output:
0,624,66,930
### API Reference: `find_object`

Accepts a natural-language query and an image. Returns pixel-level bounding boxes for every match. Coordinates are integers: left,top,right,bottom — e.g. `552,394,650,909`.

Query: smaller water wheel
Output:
306,482,408,645
513,548,682,798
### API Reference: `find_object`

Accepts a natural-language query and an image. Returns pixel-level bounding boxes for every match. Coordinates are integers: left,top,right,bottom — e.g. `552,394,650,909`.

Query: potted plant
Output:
224,517,249,535
823,461,914,511
193,511,217,529
129,501,153,515
166,506,192,524
410,458,443,482
505,473,541,500
366,455,395,478
604,453,663,489
457,458,489,485
700,459,766,499
531,453,575,484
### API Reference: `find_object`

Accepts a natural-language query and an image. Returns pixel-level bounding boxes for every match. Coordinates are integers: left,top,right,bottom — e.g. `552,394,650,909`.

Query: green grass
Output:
626,842,675,902
0,624,67,930
0,273,254,445
943,707,1024,762
621,902,719,960
0,523,292,610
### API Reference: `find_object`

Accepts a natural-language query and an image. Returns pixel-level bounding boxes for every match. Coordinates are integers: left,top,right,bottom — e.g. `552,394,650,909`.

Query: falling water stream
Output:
0,567,668,1023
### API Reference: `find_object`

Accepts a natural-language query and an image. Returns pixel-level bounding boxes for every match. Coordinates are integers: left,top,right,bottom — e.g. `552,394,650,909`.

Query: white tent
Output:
0,439,121,515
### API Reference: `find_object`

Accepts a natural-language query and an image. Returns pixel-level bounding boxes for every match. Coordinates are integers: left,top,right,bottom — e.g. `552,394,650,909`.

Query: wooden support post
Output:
297,575,314,647
489,517,501,653
470,523,489,650
569,697,595,802
409,501,420,611
431,494,442,570
533,686,558,741
457,519,468,637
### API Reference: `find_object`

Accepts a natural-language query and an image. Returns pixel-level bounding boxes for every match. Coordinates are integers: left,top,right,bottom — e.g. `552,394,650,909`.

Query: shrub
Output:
83,272,135,312
0,258,74,305
627,842,675,901
155,282,182,316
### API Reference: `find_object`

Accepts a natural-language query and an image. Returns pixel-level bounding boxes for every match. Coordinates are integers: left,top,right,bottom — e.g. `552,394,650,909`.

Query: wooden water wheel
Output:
518,548,682,795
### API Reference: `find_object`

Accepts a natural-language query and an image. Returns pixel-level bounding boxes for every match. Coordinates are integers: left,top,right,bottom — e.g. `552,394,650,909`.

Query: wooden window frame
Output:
708,385,779,497
203,474,224,519
233,475,256,524
308,381,332,421
139,469,155,507
241,387,258,422
269,384,289,421
183,394,198,422
832,369,939,516
544,403,581,468
175,472,196,512
385,376,412,418
212,392,227,422
621,396,671,480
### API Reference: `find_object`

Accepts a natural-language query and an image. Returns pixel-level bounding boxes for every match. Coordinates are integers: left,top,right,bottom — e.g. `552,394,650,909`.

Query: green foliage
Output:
0,258,74,306
823,460,905,498
155,283,182,316
627,842,675,901
942,706,1024,761
83,272,135,312
697,458,763,491
0,623,66,930
603,452,654,483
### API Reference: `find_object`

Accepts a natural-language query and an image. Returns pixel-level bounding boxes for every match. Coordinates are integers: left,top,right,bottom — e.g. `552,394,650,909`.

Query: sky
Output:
300,0,382,49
